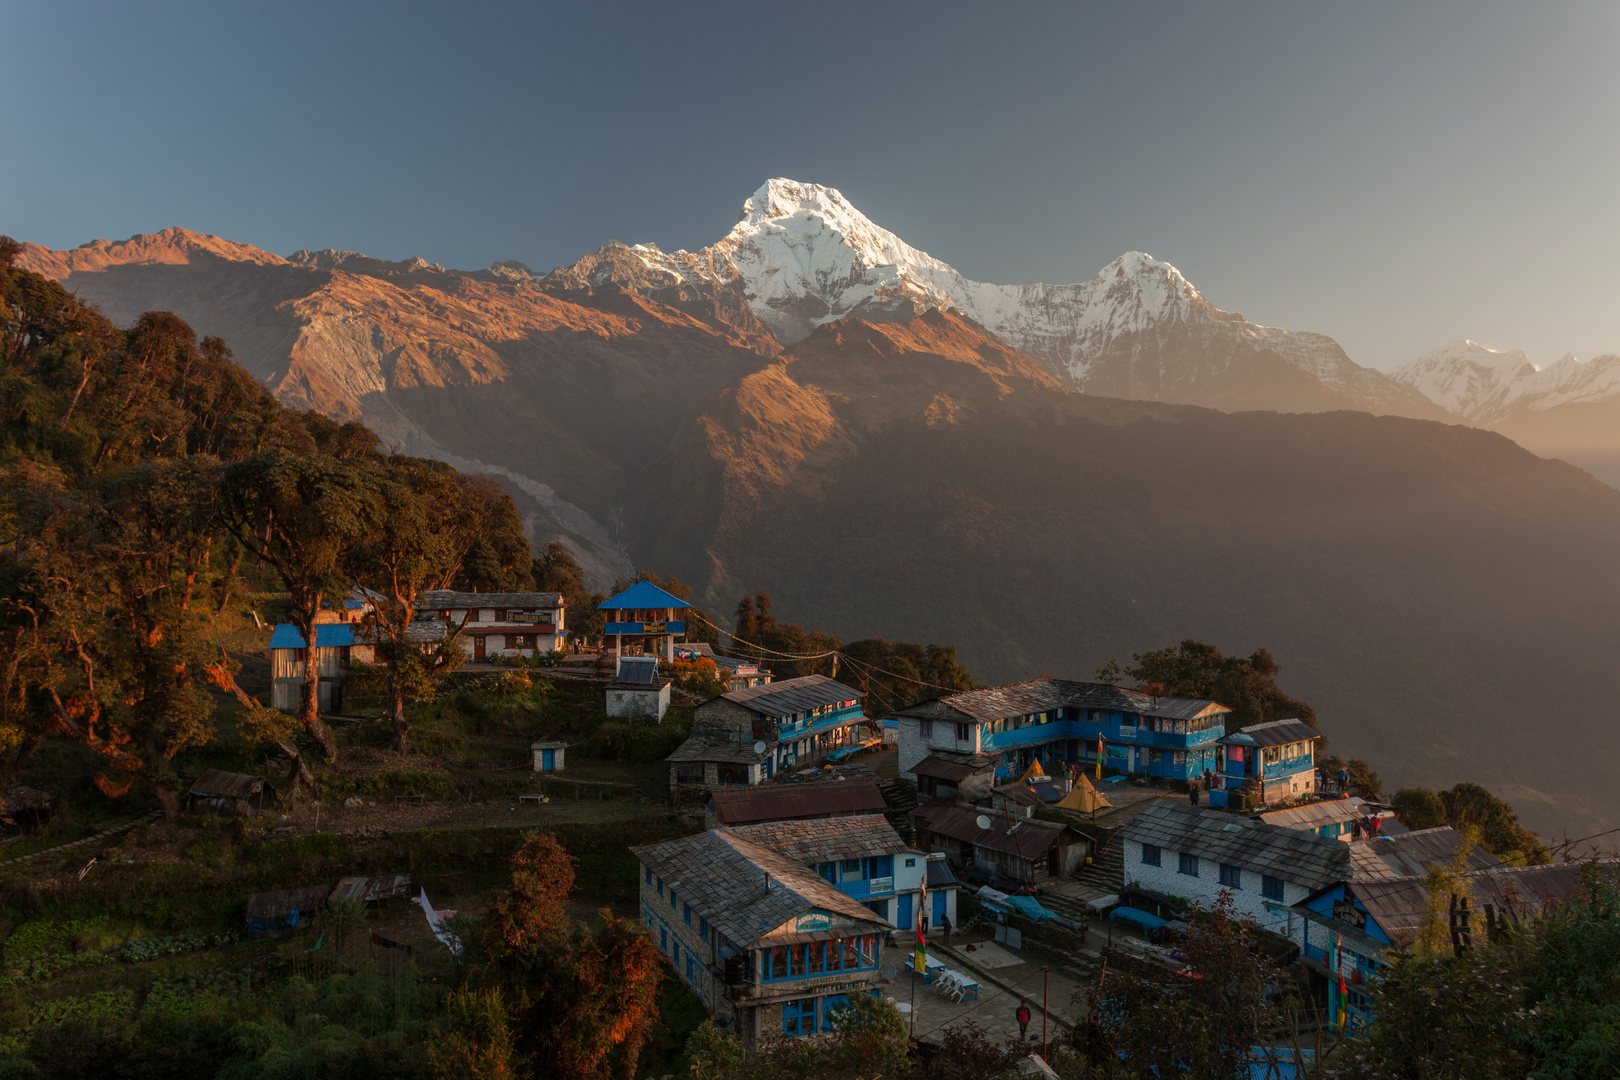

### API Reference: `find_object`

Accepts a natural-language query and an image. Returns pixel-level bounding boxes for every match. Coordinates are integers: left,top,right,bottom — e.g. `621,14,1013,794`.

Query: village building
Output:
268,623,354,712
1212,719,1321,807
893,679,1230,788
1117,801,1352,943
989,775,1069,819
1344,826,1500,881
676,643,772,692
722,815,950,930
416,590,567,659
1294,861,1595,1033
630,828,893,1048
186,769,274,817
606,655,673,721
666,675,869,796
314,586,384,625
705,781,887,830
1253,796,1396,841
911,802,1090,888
349,618,450,664
599,580,691,661
910,752,997,802
531,740,567,772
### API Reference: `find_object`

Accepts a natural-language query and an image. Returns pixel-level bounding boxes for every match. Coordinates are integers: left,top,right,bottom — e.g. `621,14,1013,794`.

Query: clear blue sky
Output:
4,1,1618,369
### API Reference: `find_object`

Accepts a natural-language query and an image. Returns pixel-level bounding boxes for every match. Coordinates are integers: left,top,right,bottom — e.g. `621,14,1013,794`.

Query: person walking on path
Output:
1016,1001,1031,1040
940,912,952,944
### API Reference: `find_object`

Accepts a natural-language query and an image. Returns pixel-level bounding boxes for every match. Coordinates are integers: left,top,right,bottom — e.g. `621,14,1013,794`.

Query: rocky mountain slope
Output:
16,229,776,581
551,179,1449,419
1394,339,1620,487
629,309,1620,836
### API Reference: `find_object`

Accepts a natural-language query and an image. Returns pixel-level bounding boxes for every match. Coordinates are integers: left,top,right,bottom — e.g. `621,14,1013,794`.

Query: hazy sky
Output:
4,1,1618,370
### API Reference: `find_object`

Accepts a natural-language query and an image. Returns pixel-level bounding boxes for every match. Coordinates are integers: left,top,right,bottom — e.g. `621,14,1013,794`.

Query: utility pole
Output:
1041,965,1049,1059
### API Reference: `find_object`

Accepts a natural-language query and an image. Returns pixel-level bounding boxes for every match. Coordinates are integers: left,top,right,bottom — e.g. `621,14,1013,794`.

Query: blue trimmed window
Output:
1219,864,1241,888
684,902,692,927
645,868,652,885
1179,853,1199,877
1262,875,1286,901
670,888,677,910
700,916,709,940
656,877,664,897
1141,844,1161,866
783,997,816,1036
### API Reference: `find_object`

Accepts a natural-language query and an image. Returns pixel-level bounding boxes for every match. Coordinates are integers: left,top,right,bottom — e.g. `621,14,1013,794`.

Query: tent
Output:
1018,758,1048,782
1055,773,1112,814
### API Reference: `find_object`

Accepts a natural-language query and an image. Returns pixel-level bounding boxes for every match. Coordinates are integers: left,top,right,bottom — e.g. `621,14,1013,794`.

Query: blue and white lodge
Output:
894,679,1229,788
630,821,901,1051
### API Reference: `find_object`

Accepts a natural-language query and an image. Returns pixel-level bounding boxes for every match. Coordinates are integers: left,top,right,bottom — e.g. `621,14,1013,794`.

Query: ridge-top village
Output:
240,578,1590,1062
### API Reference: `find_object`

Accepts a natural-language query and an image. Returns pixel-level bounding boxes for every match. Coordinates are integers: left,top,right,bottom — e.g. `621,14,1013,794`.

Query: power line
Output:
835,650,970,697
684,609,840,662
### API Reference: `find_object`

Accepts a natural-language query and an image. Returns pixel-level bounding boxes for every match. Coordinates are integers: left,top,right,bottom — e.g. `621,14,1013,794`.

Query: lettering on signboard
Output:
796,911,831,933
1332,897,1367,931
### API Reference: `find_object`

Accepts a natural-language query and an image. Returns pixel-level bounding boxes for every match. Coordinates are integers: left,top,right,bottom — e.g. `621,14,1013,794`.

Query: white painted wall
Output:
1121,839,1314,946
897,717,982,778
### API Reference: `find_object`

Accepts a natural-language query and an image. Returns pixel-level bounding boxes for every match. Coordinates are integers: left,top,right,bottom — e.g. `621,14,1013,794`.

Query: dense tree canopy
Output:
1099,639,1317,730
1392,782,1549,865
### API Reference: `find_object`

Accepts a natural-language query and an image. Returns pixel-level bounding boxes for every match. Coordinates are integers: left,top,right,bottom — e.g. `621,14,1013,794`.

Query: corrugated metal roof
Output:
909,754,996,783
1220,719,1319,748
1338,861,1606,950
927,859,961,888
268,623,355,650
420,590,565,609
1347,827,1503,881
188,769,268,800
994,780,1067,807
329,874,412,903
707,782,887,826
911,803,1075,861
1118,801,1350,891
1254,797,1373,832
598,580,692,610
893,679,1227,723
244,883,332,923
725,814,904,864
630,830,891,947
718,674,864,717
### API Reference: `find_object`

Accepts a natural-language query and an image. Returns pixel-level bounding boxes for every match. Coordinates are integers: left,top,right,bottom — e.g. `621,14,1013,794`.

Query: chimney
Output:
763,871,771,892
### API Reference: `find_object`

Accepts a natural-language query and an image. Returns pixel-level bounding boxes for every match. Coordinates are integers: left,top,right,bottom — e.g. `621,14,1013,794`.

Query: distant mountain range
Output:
16,181,1620,835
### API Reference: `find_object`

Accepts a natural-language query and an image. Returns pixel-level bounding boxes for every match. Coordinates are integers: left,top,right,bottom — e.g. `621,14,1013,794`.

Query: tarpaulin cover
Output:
1109,906,1168,931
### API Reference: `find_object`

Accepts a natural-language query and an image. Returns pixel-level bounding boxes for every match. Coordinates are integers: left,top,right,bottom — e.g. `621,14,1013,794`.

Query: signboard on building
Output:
796,911,830,932
868,876,893,894
643,621,667,634
1332,897,1368,931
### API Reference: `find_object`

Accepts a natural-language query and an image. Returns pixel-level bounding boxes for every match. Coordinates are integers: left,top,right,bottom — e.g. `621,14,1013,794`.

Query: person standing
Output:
1016,1001,1031,1040
940,912,953,944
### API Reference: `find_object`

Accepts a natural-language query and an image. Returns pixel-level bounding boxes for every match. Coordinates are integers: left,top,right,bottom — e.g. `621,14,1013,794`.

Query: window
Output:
672,941,680,966
683,902,692,927
868,855,894,881
955,722,972,742
920,719,933,737
670,888,677,910
783,998,816,1036
840,858,862,877
1141,844,1161,867
700,917,709,940
1219,864,1242,888
494,609,507,621
687,956,698,984
656,878,664,897
1120,713,1138,728
1262,876,1286,901
904,857,916,868
659,926,668,953
294,648,307,663
1179,853,1200,877
645,868,652,885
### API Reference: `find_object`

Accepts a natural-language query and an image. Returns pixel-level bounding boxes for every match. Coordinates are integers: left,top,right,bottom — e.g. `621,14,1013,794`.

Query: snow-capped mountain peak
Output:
1391,340,1537,421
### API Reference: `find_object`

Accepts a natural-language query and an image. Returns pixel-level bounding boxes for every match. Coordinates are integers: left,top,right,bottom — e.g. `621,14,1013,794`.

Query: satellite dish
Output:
753,741,767,755
881,962,898,980
975,815,992,830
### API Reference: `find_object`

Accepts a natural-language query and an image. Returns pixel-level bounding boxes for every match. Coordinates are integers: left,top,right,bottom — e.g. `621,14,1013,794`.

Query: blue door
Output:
542,749,555,770
933,890,947,923
896,894,912,930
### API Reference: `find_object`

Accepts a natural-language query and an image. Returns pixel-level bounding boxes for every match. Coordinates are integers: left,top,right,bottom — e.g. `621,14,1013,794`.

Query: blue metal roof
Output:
598,579,693,611
268,624,356,650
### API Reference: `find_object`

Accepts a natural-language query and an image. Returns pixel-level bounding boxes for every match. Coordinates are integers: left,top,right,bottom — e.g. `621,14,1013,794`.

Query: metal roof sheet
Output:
894,679,1227,723
244,883,332,923
598,580,693,610
268,623,355,650
994,780,1067,807
926,859,961,888
707,782,887,826
1118,801,1351,892
718,674,864,717
1220,719,1319,748
667,735,770,764
188,769,268,800
630,830,891,947
1347,827,1503,881
910,754,997,783
725,814,905,864
1254,797,1373,831
911,803,1075,861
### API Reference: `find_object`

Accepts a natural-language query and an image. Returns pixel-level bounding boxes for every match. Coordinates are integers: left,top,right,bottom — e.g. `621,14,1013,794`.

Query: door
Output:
473,636,486,660
542,750,555,771
896,894,912,930
933,890,947,924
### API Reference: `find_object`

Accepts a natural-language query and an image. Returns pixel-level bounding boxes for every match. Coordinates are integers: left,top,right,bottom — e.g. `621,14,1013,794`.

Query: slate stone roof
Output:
1119,801,1350,891
188,769,270,801
718,674,864,716
667,735,769,765
910,753,997,782
1347,826,1504,881
1220,719,1319,748
912,803,1076,860
630,830,891,947
420,590,565,609
893,679,1227,723
707,782,887,827
725,814,905,864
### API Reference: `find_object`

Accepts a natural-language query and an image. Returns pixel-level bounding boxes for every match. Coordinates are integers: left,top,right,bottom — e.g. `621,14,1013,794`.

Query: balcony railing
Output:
982,719,1224,753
